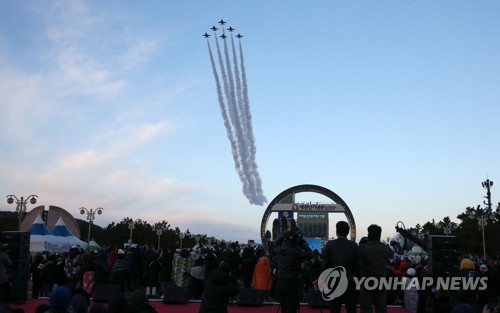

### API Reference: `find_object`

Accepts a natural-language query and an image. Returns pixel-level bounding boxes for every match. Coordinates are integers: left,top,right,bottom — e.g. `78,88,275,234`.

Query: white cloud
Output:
49,47,126,98
119,38,158,71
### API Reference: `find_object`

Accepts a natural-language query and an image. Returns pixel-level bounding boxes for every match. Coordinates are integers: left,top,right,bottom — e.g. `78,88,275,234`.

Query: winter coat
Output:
198,266,240,313
172,250,193,287
252,256,272,291
146,259,161,286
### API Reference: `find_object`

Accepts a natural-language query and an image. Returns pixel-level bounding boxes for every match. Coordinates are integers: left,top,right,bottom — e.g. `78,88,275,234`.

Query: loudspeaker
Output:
308,289,329,308
429,235,458,250
1,231,30,303
428,235,459,277
162,286,188,304
236,288,263,306
3,245,30,262
0,231,30,245
92,285,122,303
1,231,30,263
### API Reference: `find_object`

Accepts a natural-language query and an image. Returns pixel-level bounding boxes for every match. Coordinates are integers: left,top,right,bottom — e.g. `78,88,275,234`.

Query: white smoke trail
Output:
207,25,267,206
207,40,246,191
229,36,255,200
223,35,255,202
238,39,266,205
230,35,264,205
214,35,252,200
230,36,247,137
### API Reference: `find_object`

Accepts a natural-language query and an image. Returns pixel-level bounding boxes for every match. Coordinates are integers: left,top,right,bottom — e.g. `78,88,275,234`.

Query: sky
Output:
1,1,499,244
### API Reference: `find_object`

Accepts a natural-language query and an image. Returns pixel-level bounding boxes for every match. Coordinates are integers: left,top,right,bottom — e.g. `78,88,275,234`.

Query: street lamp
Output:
79,207,103,243
128,220,136,244
6,194,38,230
440,224,456,236
438,217,457,236
156,225,167,251
468,206,494,260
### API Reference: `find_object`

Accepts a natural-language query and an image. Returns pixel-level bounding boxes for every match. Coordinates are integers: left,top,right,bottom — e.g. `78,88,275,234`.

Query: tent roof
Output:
88,239,100,250
89,239,100,247
28,214,51,236
51,216,74,237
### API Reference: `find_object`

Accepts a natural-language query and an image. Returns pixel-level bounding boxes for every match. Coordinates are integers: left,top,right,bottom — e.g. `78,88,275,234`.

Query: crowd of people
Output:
1,221,500,313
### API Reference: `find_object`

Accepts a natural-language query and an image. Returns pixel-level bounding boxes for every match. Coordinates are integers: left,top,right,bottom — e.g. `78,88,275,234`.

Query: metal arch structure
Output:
260,184,356,243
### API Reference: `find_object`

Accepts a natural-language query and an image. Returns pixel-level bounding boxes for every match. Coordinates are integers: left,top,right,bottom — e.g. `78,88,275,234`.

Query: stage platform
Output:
9,298,406,313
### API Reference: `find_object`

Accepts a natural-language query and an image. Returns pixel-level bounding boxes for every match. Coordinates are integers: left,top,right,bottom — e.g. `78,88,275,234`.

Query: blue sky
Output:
1,1,499,243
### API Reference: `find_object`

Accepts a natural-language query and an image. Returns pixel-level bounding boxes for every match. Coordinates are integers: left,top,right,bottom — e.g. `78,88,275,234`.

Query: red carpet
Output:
10,298,405,313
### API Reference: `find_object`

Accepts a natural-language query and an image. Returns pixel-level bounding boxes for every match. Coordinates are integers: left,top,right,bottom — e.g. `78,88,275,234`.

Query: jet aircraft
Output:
203,32,211,38
218,19,227,25
220,34,227,39
227,26,235,32
236,33,244,39
210,26,218,31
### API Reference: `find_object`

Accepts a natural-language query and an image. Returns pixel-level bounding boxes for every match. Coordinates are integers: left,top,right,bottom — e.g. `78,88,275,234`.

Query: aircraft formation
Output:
203,19,267,206
203,19,244,40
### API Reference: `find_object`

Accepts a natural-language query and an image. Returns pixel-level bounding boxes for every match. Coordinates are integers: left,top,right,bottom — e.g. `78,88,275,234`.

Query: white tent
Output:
28,214,70,253
88,239,101,251
50,216,88,250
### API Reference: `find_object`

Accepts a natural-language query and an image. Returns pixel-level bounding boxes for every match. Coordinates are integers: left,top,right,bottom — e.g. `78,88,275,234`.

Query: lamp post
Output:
468,206,493,260
438,217,457,236
6,194,38,230
156,225,167,251
79,207,103,243
440,224,455,236
128,220,136,244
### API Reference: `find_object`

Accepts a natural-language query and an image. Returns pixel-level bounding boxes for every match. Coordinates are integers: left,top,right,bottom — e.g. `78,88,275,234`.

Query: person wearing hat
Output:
273,230,313,313
450,257,480,311
477,263,498,311
404,267,418,313
111,248,129,292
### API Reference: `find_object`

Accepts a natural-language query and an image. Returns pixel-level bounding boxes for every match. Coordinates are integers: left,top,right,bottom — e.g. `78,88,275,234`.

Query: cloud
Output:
0,2,243,242
49,47,126,98
119,38,158,71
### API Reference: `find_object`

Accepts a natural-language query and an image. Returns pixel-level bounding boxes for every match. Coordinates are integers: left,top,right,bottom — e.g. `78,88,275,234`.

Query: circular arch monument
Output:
260,184,356,244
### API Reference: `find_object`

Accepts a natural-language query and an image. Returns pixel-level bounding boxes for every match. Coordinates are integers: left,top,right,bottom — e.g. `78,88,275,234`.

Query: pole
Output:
18,197,24,230
7,195,38,230
88,221,92,244
481,218,487,260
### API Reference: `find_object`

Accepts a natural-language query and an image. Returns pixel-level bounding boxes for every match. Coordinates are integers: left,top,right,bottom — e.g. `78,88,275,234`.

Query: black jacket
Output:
358,240,394,278
322,237,359,280
198,267,240,313
274,240,313,280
